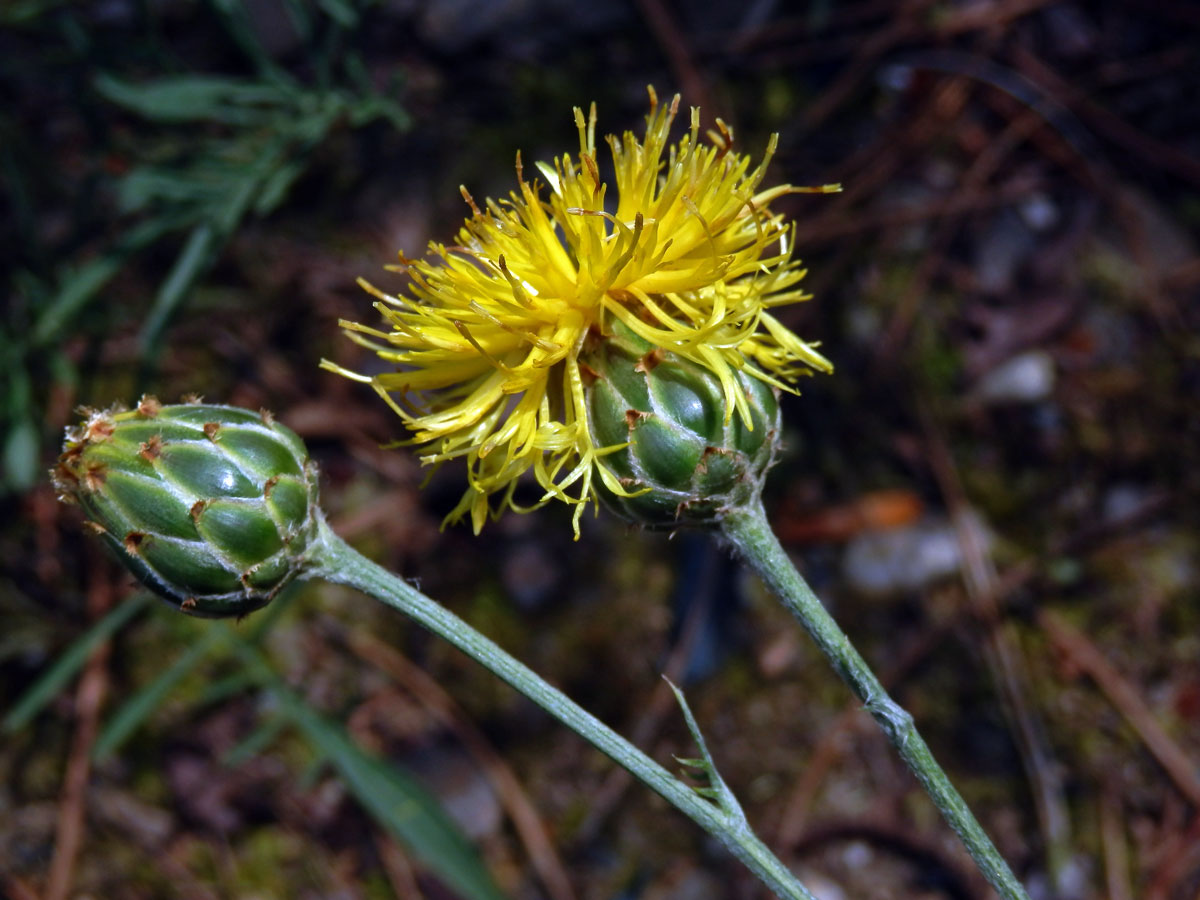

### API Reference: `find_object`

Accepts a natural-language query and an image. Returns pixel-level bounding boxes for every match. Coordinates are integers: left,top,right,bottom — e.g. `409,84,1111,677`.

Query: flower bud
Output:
53,397,320,617
584,323,780,529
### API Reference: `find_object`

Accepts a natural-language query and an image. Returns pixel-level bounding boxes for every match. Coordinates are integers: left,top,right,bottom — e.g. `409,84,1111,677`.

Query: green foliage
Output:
1,593,152,734
0,7,506,889
3,597,508,899
668,679,745,817
0,0,409,494
268,673,509,900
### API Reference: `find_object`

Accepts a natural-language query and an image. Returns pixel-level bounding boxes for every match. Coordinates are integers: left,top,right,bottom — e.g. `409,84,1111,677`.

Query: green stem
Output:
308,517,815,900
721,501,1030,900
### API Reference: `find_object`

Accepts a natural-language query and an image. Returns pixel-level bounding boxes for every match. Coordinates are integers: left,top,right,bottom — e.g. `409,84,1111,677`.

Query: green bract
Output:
53,397,320,617
585,322,781,529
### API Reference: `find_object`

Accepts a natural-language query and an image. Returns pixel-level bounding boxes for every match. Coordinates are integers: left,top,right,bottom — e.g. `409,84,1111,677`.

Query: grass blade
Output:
315,0,358,28
222,709,288,767
136,223,216,358
93,625,227,759
3,415,39,492
32,216,179,346
278,690,509,900
94,73,286,124
2,593,153,733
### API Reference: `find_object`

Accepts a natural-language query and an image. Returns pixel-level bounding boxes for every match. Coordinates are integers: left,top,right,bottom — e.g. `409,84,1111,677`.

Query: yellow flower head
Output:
324,88,835,535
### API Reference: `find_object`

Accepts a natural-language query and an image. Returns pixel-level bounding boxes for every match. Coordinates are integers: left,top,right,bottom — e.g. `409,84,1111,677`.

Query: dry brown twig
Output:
921,407,1076,895
335,623,578,900
797,0,932,134
788,818,983,900
771,615,958,849
1143,810,1200,900
1038,611,1200,809
43,550,116,900
876,69,1075,366
374,832,428,900
633,0,712,118
1099,781,1134,900
571,572,715,845
2,876,40,900
1010,45,1200,188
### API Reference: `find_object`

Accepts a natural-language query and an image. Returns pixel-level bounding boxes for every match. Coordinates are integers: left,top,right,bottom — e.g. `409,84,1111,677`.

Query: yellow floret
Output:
323,87,836,536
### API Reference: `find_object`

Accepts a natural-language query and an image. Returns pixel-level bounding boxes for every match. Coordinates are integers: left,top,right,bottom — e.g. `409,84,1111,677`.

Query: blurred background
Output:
2,1,1198,898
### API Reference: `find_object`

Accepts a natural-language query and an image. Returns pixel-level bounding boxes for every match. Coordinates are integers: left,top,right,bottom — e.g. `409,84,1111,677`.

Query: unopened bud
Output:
53,397,320,617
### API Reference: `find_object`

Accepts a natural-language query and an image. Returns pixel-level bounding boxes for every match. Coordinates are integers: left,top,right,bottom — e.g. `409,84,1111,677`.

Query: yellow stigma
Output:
323,87,836,536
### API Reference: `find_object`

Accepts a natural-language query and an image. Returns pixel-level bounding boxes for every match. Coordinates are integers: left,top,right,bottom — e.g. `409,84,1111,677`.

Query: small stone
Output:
843,513,993,597
974,209,1036,294
1019,192,1060,231
974,350,1055,403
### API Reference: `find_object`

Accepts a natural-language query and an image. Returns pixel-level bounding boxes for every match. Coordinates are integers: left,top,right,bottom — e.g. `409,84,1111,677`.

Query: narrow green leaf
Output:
2,593,152,733
253,159,305,216
32,216,179,345
275,688,508,900
94,73,287,123
211,140,287,235
279,0,315,40
137,223,216,356
3,416,39,491
353,90,411,131
316,0,358,27
666,677,744,819
0,0,72,25
117,169,217,214
193,670,262,707
208,0,301,90
287,104,343,145
222,710,288,767
33,255,124,342
667,679,719,774
93,626,227,759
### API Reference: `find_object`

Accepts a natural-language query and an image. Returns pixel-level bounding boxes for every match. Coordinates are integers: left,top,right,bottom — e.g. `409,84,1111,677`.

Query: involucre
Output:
584,322,781,529
53,397,320,617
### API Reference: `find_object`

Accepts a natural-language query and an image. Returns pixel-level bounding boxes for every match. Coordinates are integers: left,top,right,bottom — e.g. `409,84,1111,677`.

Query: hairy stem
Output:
721,501,1030,900
308,517,814,900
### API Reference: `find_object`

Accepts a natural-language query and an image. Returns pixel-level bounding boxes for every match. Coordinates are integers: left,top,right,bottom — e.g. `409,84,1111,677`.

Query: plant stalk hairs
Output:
54,89,1030,899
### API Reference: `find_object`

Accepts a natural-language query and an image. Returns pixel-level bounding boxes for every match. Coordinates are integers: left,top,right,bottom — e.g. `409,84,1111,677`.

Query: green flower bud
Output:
584,322,781,529
53,397,320,617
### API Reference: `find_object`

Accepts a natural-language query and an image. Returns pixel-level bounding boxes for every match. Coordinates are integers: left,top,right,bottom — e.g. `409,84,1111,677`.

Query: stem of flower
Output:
308,517,815,900
720,501,1031,900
